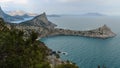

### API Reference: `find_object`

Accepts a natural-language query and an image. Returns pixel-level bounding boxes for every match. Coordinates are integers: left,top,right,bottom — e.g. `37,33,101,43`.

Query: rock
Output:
7,12,116,39
19,12,57,29
43,25,116,39
83,25,116,38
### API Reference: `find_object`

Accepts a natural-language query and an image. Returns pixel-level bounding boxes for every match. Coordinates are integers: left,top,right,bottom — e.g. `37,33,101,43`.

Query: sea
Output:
13,16,120,68
41,16,120,68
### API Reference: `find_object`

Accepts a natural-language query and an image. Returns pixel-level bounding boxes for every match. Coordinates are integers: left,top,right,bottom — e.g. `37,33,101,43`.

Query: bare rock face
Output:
43,25,116,39
9,12,115,39
98,25,116,37
19,12,57,29
83,25,116,38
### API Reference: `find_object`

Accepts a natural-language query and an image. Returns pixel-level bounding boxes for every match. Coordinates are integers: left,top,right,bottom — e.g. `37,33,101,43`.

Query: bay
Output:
41,16,120,68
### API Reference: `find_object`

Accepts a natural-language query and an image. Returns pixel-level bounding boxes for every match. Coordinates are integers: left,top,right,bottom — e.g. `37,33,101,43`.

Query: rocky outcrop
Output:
0,6,24,22
44,25,116,39
14,24,116,39
19,12,57,29
7,12,116,39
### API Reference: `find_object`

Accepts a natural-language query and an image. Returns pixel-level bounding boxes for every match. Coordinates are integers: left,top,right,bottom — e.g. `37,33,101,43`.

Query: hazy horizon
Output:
0,0,120,16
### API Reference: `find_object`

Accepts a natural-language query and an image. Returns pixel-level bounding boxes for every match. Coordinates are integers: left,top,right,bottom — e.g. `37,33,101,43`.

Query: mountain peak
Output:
20,12,57,28
43,12,46,15
37,12,47,19
100,24,110,30
34,12,49,25
103,24,107,28
96,25,116,38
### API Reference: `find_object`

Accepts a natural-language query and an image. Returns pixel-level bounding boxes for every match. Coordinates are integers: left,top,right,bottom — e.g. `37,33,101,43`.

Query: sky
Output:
0,0,120,15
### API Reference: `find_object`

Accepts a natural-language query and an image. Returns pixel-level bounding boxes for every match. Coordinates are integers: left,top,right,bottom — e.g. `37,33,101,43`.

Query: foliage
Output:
0,18,50,68
0,18,80,68
55,63,79,68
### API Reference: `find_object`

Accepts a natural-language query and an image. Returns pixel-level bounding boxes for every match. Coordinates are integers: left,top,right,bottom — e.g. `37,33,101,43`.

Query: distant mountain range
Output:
47,14,61,17
7,12,115,39
0,7,24,22
0,6,106,23
0,7,39,22
6,10,38,17
82,13,106,16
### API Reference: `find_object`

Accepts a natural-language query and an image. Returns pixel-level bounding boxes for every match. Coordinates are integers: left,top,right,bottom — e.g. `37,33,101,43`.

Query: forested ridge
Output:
0,18,79,68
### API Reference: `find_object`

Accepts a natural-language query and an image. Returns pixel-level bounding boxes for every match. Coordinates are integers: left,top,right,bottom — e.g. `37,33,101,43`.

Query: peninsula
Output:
6,12,116,39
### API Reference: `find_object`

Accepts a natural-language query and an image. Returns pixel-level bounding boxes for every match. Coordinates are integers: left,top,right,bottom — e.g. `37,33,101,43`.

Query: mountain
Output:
0,6,24,22
19,12,57,28
6,12,115,39
7,10,38,17
83,24,116,38
82,13,106,16
41,24,116,39
47,14,61,17
13,14,32,19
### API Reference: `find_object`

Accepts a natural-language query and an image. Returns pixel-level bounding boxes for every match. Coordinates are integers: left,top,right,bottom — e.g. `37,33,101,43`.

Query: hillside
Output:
0,18,78,68
19,12,57,28
8,12,115,39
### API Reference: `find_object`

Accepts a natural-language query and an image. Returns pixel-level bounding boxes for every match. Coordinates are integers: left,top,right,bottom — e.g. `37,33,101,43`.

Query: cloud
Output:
57,0,80,2
0,0,28,4
0,0,120,15
0,0,12,2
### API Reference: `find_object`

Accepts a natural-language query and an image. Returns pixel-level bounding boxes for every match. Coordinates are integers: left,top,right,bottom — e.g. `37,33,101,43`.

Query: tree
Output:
98,65,100,68
56,63,79,68
0,18,50,68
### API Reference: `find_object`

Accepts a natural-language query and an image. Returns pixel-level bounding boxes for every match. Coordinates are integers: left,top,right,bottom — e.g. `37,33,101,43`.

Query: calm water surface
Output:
41,16,120,68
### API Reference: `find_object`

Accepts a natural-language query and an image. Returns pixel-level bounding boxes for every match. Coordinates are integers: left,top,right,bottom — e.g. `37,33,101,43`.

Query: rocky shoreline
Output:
6,12,116,39
44,25,116,39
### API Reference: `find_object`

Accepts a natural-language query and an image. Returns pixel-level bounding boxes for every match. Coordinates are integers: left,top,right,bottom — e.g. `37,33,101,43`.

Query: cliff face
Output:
8,12,116,39
38,25,116,39
86,25,116,38
19,12,57,29
0,7,23,22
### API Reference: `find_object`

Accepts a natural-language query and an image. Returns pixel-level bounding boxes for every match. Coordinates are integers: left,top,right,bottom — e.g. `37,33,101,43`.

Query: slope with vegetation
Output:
0,18,78,68
0,18,50,68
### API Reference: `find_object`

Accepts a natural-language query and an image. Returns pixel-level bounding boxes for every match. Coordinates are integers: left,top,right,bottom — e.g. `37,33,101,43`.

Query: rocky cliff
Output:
19,12,57,29
8,12,116,39
44,25,116,39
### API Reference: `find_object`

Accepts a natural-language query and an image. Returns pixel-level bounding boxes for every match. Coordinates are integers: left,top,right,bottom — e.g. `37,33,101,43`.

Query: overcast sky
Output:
0,0,120,15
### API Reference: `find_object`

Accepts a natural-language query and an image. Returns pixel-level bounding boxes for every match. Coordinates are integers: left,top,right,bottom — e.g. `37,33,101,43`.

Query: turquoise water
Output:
41,16,120,68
